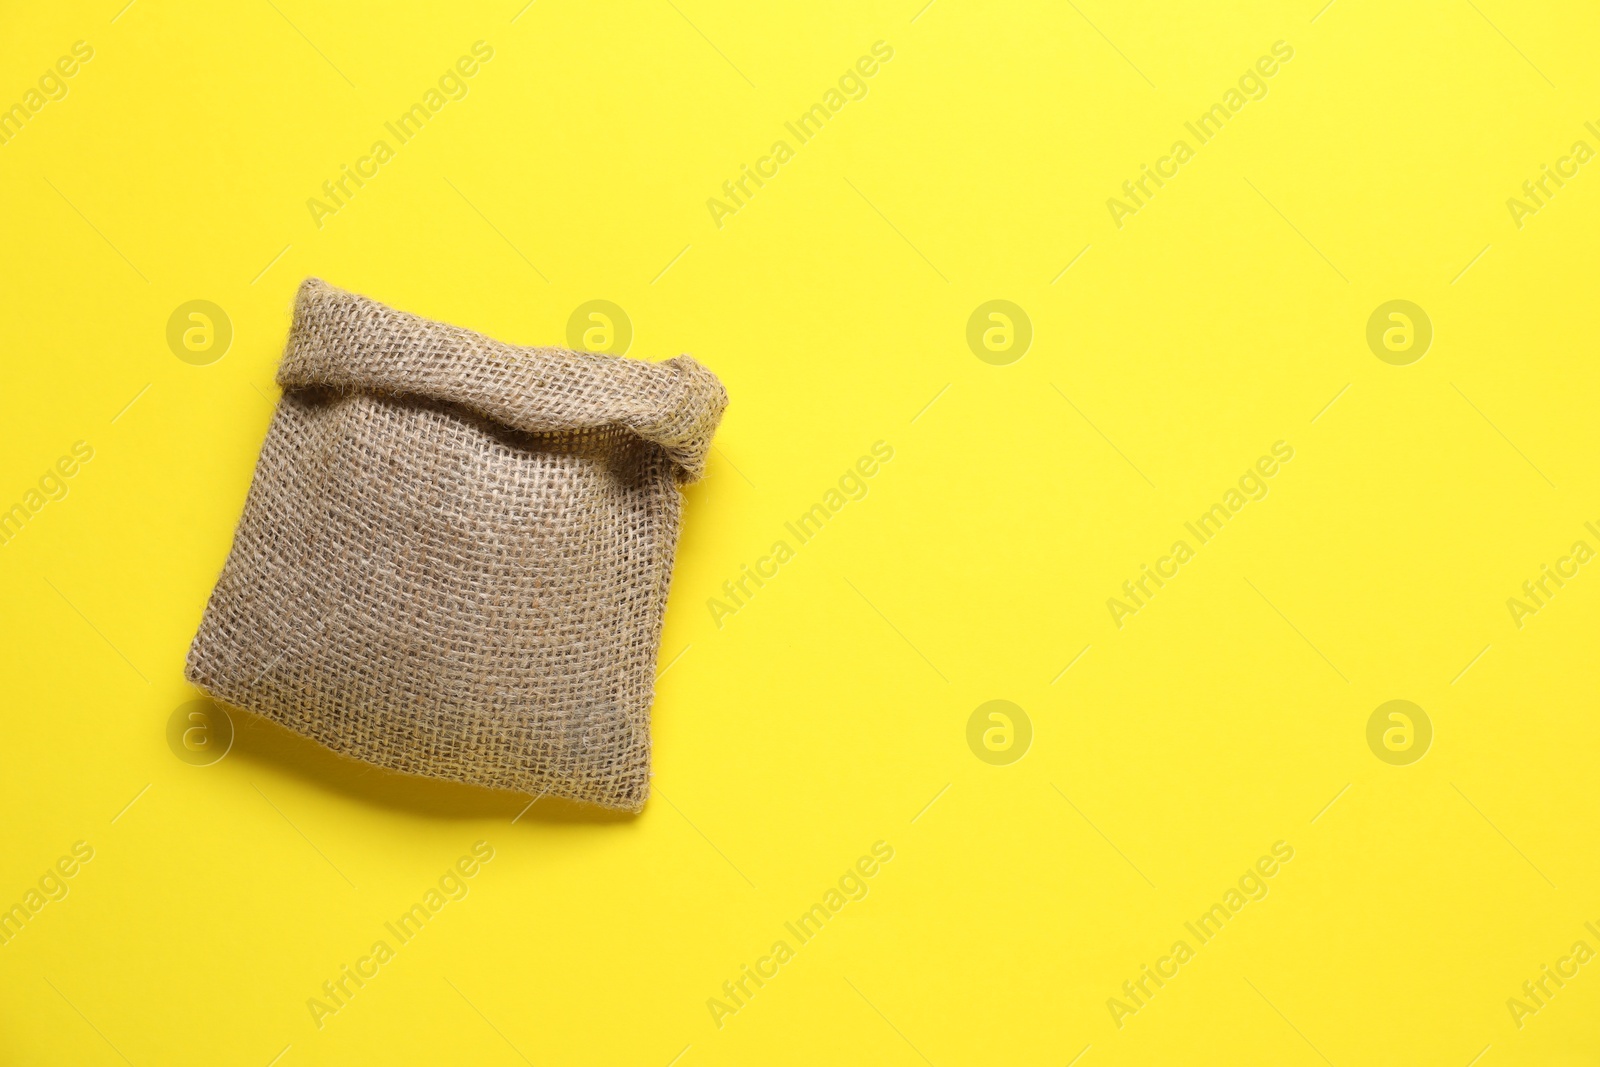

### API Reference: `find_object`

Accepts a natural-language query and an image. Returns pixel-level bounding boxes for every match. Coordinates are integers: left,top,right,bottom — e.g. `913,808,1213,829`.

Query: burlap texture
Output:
185,279,727,812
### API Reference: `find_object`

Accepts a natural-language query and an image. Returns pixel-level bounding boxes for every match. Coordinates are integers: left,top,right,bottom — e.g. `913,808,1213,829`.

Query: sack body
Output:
185,279,727,812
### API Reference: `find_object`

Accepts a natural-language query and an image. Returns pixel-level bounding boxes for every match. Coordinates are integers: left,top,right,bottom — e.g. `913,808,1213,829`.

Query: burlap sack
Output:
185,279,727,812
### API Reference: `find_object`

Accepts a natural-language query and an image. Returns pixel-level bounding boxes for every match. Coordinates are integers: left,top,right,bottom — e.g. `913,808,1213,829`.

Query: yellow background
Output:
3,0,1599,1063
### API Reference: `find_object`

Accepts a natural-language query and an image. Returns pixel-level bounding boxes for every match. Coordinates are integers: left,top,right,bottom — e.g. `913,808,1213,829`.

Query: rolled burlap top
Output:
185,278,728,812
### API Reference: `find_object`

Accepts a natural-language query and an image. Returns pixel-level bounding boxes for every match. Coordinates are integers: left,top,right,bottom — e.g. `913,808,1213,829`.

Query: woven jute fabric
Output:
185,278,727,812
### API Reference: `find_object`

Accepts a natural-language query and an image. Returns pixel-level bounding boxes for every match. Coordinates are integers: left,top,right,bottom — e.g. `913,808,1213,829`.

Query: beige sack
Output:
185,279,728,812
